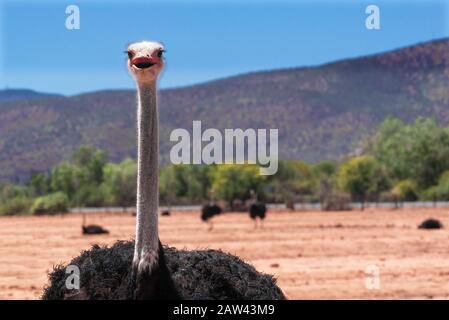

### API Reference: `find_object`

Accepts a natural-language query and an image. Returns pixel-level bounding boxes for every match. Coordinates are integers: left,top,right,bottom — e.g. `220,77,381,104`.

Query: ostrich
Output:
82,213,109,235
42,41,285,300
161,210,171,216
249,190,266,229
201,203,223,231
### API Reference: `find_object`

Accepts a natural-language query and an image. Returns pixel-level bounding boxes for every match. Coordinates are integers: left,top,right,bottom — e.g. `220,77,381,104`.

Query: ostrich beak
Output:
132,57,156,69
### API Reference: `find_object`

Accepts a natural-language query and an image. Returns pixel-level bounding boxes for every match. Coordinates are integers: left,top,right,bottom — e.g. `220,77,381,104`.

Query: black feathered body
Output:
82,225,109,235
418,218,443,229
42,240,285,300
201,204,222,221
130,241,181,300
250,203,266,220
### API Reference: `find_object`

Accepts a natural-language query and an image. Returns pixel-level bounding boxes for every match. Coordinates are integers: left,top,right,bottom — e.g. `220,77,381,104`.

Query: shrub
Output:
337,156,389,209
0,196,33,215
428,171,449,201
31,192,69,215
391,180,418,201
421,186,439,202
72,184,107,207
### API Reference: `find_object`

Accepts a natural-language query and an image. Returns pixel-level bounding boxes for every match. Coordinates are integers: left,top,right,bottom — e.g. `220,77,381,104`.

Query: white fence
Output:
70,201,449,213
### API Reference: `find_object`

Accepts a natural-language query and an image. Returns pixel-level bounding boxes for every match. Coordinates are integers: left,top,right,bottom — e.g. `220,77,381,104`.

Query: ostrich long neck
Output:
134,82,159,264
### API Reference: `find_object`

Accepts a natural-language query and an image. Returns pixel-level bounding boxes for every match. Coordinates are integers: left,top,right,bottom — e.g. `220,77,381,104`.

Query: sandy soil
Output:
1,208,449,300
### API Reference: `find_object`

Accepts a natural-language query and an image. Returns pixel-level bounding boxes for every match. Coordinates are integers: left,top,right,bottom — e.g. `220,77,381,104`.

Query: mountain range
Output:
0,38,448,182
0,89,61,103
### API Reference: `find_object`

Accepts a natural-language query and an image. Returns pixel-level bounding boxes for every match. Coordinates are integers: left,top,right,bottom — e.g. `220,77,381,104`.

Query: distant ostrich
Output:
249,190,267,229
161,210,171,217
161,203,171,216
42,41,285,300
82,213,109,235
201,203,223,231
418,218,443,229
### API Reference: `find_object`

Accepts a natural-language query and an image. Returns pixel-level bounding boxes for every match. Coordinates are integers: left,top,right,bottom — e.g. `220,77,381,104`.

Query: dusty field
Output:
1,208,449,299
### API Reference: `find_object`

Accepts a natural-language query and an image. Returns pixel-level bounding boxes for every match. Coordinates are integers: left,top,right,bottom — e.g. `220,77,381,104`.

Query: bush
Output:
72,184,107,207
392,180,418,201
337,156,389,209
31,192,69,215
101,159,136,207
426,171,449,201
421,186,439,202
0,196,33,215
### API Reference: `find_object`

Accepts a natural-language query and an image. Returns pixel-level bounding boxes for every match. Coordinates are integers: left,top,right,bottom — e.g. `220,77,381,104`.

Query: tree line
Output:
2,116,449,215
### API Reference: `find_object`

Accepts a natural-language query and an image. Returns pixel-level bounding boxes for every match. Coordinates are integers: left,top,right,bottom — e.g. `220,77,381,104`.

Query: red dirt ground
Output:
1,208,449,299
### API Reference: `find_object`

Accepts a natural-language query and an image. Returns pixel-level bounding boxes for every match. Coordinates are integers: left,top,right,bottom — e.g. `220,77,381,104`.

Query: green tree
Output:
50,162,79,200
369,117,409,179
370,117,449,189
337,156,389,209
73,145,107,185
51,146,108,206
0,184,33,215
27,173,51,196
313,160,339,206
160,165,178,205
0,196,33,215
72,184,107,207
211,164,266,208
424,171,449,201
267,160,298,203
101,159,137,208
391,180,418,202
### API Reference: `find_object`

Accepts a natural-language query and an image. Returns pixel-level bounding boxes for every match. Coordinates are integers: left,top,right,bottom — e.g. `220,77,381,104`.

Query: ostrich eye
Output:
127,51,133,59
157,49,164,58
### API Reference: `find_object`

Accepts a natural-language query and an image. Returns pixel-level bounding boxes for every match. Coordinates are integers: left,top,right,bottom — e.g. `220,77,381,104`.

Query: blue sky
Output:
0,0,448,95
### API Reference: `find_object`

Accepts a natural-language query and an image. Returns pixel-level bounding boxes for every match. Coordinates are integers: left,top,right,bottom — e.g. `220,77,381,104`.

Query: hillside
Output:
0,89,61,103
0,38,448,182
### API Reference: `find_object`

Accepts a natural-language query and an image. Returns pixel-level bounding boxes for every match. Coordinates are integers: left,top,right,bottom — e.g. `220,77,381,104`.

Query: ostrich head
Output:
127,41,165,85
